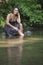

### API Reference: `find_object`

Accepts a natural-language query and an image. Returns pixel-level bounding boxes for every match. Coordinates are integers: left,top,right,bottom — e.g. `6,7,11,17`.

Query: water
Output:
0,31,43,65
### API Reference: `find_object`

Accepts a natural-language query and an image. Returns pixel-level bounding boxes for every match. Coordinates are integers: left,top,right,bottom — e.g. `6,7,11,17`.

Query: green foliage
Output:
0,0,43,27
0,17,5,27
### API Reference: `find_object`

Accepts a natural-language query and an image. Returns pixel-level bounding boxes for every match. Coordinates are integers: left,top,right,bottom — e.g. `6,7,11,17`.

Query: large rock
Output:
24,31,32,37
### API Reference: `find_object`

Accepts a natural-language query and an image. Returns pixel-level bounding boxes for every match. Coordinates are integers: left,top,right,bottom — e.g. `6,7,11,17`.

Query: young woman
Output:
4,7,24,38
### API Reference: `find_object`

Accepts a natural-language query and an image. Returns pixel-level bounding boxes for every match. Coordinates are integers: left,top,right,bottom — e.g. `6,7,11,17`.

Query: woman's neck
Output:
12,14,17,21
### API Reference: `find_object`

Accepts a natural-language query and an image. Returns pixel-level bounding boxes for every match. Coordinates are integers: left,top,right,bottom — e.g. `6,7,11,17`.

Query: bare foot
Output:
18,30,24,37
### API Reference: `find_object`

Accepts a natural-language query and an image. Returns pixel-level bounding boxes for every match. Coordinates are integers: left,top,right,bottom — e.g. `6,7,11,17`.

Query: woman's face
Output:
13,8,19,15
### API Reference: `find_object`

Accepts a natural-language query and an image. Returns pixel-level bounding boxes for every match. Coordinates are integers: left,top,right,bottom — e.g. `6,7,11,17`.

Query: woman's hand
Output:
18,29,24,37
13,27,18,31
13,27,24,36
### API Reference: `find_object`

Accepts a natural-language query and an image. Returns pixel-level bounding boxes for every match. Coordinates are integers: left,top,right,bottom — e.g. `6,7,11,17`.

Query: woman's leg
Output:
17,23,24,37
14,23,24,37
19,23,23,32
4,25,14,38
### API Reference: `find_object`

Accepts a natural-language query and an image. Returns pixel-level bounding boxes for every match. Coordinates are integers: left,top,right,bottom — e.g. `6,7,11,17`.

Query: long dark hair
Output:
12,6,20,13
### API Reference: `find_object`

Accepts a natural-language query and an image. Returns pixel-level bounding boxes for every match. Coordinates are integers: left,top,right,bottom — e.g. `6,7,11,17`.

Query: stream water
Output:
0,31,43,65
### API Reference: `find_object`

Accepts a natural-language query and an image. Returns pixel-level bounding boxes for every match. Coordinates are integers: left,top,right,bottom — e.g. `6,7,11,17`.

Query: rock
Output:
24,31,32,37
1,32,6,38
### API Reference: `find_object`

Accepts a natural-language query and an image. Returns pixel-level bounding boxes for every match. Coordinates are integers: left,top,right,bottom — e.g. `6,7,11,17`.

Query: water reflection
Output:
0,36,23,65
8,45,23,65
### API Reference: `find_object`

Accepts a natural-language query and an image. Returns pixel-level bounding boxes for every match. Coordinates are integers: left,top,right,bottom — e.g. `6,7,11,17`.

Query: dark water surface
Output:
0,31,43,65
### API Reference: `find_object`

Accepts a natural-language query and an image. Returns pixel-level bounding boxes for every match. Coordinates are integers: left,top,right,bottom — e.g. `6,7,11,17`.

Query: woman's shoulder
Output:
7,13,13,17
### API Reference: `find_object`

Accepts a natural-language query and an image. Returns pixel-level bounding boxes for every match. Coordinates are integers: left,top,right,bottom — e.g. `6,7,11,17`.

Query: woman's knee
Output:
20,23,23,27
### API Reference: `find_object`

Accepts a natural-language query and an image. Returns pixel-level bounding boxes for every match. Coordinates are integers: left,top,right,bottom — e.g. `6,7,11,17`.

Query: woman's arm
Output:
17,13,21,24
6,14,18,31
17,13,23,32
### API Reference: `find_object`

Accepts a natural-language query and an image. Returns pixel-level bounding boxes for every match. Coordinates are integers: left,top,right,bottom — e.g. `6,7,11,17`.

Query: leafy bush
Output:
0,17,5,27
0,0,43,28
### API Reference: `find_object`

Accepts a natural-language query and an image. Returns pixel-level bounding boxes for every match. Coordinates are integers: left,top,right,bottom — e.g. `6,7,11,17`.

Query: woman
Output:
4,7,24,38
